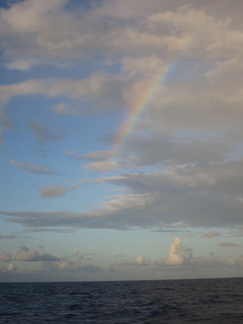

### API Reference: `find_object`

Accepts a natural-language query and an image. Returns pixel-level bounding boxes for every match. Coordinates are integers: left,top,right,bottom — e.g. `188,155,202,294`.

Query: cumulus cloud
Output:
15,245,60,262
44,260,104,273
1,263,17,273
0,245,60,263
155,237,243,273
164,237,191,266
73,248,85,260
0,252,13,262
135,255,148,266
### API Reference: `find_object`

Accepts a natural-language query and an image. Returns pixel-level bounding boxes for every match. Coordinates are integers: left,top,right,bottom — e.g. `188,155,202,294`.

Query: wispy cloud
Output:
200,232,221,238
217,242,240,248
40,184,77,198
10,159,56,175
28,121,65,146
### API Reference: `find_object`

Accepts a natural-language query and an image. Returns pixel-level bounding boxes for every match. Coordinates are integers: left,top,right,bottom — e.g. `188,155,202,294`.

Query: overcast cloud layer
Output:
1,0,243,281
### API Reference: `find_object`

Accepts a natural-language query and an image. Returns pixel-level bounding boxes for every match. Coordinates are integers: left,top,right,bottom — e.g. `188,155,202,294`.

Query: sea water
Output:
0,277,243,323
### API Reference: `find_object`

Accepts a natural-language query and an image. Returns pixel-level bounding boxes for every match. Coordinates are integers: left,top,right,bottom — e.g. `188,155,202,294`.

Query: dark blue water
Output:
0,277,243,323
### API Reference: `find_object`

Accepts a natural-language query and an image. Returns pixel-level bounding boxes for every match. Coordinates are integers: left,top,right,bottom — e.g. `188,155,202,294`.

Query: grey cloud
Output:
40,184,77,198
2,158,243,229
0,235,17,239
50,102,83,116
10,159,55,175
200,232,221,238
0,245,60,262
81,264,103,273
28,121,65,146
217,242,240,248
0,108,16,145
124,134,229,166
117,255,149,266
0,74,128,115
15,246,60,262
0,0,242,75
43,260,104,274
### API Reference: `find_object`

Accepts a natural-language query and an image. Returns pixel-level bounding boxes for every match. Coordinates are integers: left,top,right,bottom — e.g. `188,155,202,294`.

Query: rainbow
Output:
105,0,224,171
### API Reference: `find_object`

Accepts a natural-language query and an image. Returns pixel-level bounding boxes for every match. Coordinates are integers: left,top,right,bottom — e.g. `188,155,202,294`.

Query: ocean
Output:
0,277,243,323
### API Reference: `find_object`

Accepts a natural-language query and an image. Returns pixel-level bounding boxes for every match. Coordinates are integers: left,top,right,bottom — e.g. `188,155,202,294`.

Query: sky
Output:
0,0,243,282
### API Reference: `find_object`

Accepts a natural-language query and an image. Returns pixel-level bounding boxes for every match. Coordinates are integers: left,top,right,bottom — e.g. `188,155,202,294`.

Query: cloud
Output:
0,0,241,73
43,260,104,273
40,184,77,198
44,260,82,272
15,245,60,262
1,0,243,235
65,150,127,171
70,150,112,161
0,235,16,239
217,242,240,248
135,255,148,266
0,74,127,117
0,252,13,262
155,237,243,273
6,263,16,272
0,107,16,145
117,255,149,266
28,120,65,146
10,159,55,175
81,264,104,273
50,102,82,115
201,232,221,238
1,263,17,273
83,161,123,172
74,247,81,258
165,237,191,266
2,158,243,231
73,248,85,260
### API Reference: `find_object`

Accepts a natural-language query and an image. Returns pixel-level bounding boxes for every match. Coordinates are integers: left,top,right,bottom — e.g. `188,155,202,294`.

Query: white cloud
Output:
135,255,148,266
156,237,191,266
165,237,185,265
155,237,243,274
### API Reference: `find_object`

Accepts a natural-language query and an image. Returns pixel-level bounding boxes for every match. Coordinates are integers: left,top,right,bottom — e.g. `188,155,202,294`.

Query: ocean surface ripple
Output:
0,277,243,323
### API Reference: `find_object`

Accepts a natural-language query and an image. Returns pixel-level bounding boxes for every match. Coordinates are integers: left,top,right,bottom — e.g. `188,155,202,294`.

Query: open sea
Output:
0,277,243,323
